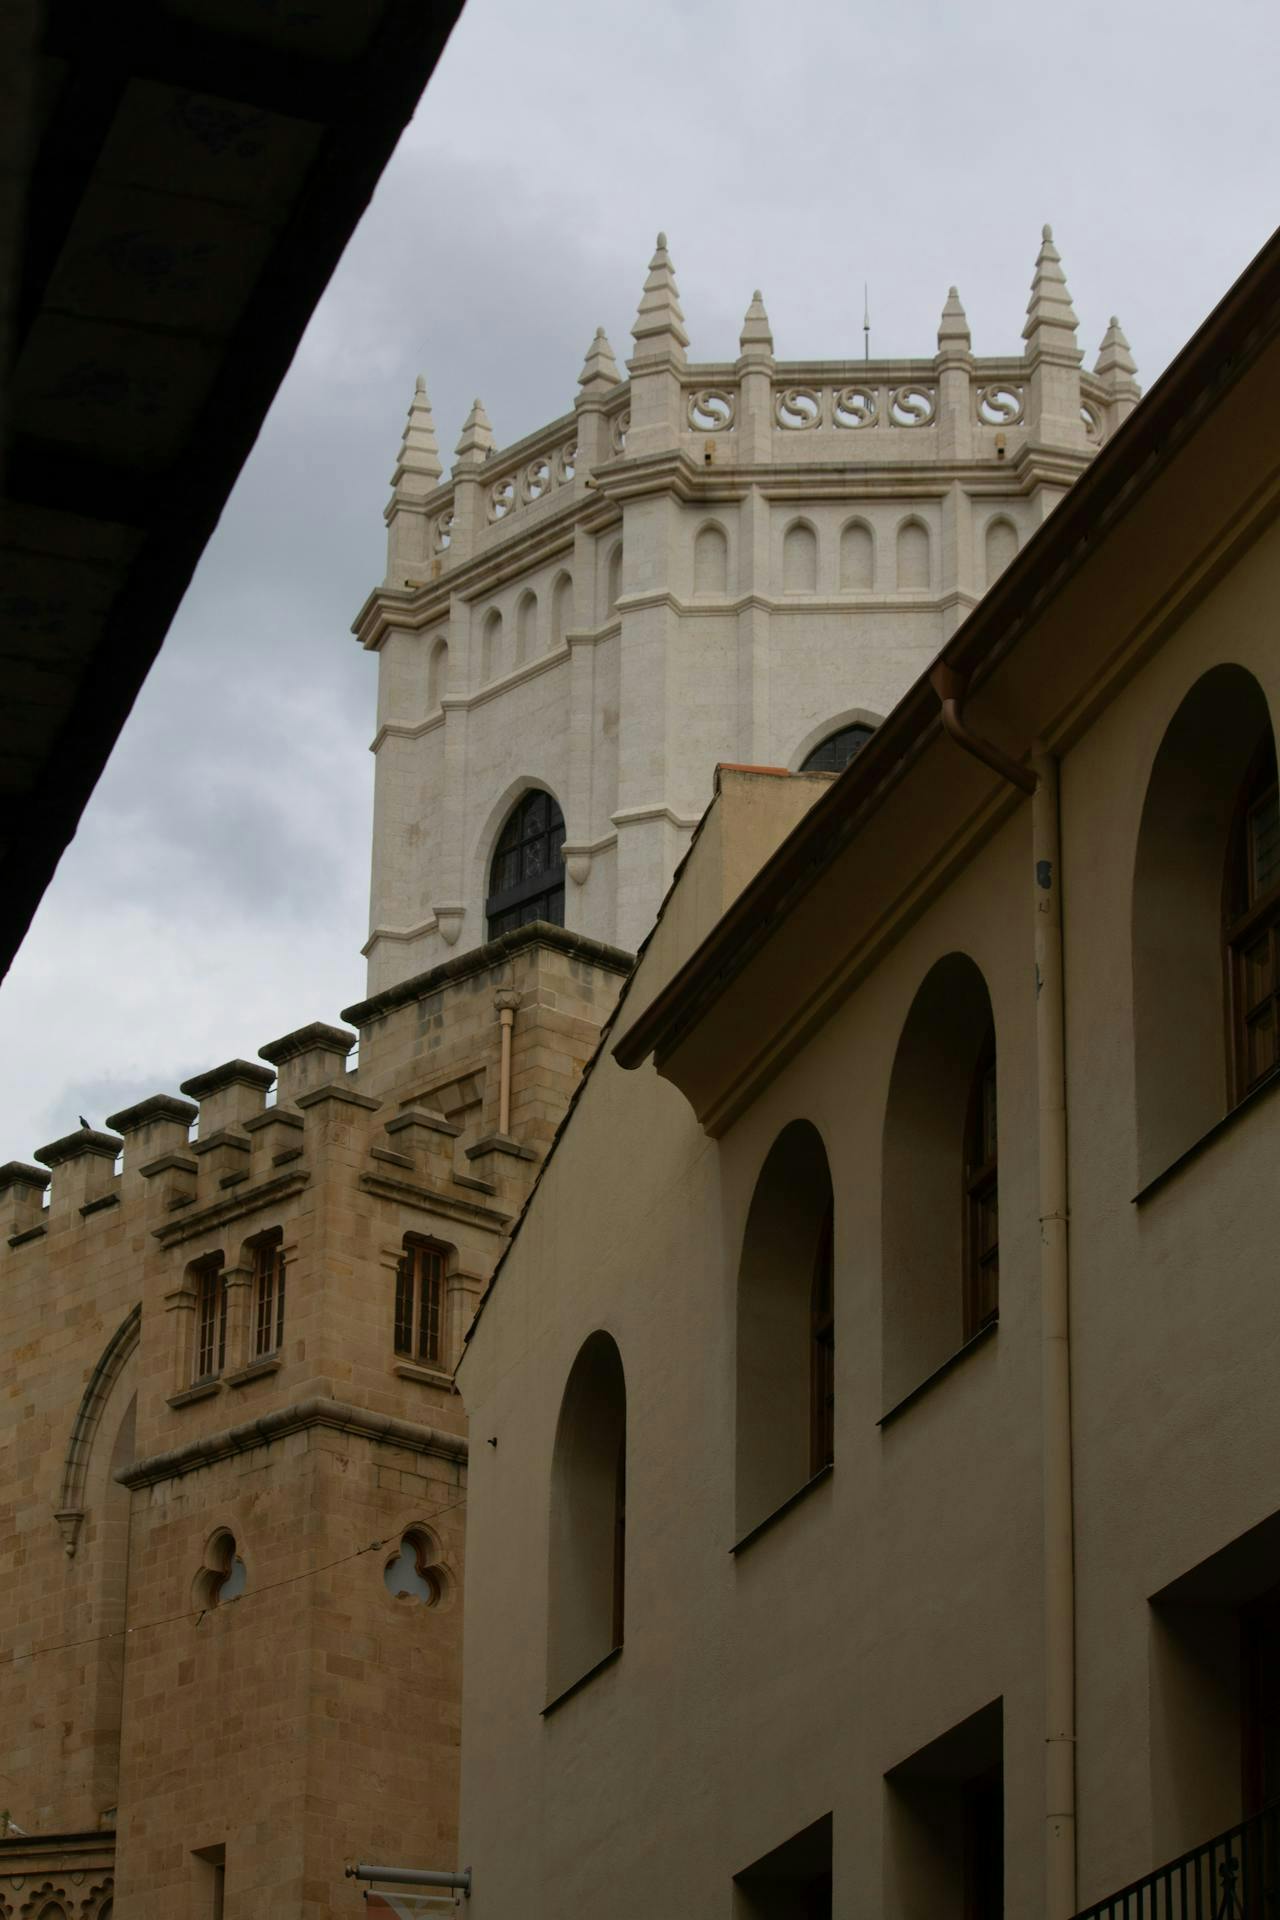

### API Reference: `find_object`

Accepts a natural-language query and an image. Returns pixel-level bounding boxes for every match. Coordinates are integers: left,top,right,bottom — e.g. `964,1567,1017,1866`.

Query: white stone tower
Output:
354,228,1138,988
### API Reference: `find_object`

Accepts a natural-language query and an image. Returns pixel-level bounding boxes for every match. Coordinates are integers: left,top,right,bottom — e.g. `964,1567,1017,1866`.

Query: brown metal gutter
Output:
614,219,1280,1075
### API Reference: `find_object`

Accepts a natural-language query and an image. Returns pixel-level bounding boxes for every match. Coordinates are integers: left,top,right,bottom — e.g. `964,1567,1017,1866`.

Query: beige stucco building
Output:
453,230,1280,1917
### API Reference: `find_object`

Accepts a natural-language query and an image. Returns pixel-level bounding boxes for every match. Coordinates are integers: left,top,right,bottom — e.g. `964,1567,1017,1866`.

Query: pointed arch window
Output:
1226,736,1280,1097
801,724,874,775
486,789,566,938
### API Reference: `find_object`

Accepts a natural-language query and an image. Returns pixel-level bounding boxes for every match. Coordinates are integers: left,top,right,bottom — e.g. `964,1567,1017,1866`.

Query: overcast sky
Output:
2,0,1276,1159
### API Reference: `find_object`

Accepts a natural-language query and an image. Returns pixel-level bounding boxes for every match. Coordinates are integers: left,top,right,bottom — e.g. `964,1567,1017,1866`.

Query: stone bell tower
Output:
355,226,1138,986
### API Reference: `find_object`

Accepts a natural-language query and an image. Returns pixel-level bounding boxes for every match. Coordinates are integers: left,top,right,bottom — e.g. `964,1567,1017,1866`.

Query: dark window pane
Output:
801,724,875,775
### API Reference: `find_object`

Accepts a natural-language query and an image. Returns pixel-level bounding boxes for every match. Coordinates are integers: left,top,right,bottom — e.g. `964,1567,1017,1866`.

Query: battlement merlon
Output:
364,225,1139,622
2,928,635,1261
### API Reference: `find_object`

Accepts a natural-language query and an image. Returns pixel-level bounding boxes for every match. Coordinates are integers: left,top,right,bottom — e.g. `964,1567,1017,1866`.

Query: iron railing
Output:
1077,1803,1280,1920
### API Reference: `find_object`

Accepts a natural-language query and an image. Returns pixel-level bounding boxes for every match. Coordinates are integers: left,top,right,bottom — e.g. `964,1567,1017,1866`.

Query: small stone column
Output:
448,398,495,561
574,327,622,474
1022,225,1086,449
385,374,443,587
736,291,775,465
626,234,689,459
934,287,974,463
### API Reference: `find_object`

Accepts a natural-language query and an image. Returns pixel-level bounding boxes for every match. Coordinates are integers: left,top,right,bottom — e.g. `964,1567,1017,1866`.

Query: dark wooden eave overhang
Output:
0,0,465,982
612,223,1280,1131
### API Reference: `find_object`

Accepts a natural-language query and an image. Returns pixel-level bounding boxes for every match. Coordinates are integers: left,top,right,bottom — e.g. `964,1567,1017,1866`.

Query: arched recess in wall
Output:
984,515,1018,587
1132,664,1277,1185
427,634,449,710
56,1302,141,1553
735,1120,834,1539
515,591,538,666
839,519,874,591
481,608,504,685
896,518,930,592
693,520,729,596
547,1330,626,1701
782,520,818,594
551,571,574,649
89,1390,137,1815
881,953,996,1412
606,542,623,615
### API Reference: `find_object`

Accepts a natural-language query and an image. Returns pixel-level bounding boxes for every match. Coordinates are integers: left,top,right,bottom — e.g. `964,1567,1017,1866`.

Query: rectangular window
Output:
194,1261,226,1381
252,1236,286,1358
395,1240,446,1367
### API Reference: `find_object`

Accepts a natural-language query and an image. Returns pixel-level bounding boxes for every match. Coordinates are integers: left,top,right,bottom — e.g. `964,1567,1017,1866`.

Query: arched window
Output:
547,1332,626,1700
810,1202,835,1474
1133,666,1277,1181
551,571,573,648
515,590,538,665
801,724,874,775
964,1025,999,1339
197,1529,246,1608
481,608,504,683
985,515,1018,585
394,1235,447,1368
881,954,996,1410
1226,736,1279,1098
427,634,449,709
896,518,930,591
693,521,729,595
606,543,623,614
486,789,566,938
383,1528,443,1605
735,1120,834,1538
840,520,874,591
783,521,818,594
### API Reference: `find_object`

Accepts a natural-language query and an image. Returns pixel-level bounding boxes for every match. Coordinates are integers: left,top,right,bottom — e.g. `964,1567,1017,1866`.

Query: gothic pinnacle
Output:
1023,223,1080,350
1094,314,1138,380
739,289,774,358
390,371,442,489
454,395,495,468
631,229,689,362
578,326,621,392
937,285,971,353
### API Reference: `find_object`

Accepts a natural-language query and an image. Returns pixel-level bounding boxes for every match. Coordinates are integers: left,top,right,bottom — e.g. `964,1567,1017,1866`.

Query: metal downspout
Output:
930,664,1076,1919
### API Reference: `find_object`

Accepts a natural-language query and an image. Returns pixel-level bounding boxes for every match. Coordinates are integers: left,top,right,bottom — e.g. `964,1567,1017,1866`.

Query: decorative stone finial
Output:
454,396,495,469
1023,223,1080,351
578,326,621,393
937,285,971,353
1094,314,1138,380
390,372,442,489
739,289,774,359
631,230,689,363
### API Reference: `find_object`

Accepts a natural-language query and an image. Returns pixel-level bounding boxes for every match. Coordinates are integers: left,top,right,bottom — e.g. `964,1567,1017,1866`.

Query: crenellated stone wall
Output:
354,227,1140,983
0,924,631,1917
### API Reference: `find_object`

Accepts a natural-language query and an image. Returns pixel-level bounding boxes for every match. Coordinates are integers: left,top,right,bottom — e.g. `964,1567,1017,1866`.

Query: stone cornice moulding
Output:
151,1168,310,1248
358,1169,513,1235
611,802,703,832
117,1393,469,1489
